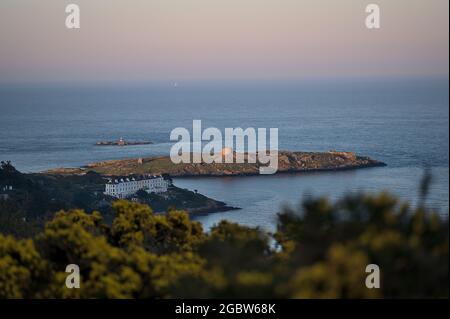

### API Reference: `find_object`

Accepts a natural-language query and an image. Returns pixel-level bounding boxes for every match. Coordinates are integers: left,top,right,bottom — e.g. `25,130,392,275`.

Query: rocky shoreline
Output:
45,150,386,177
179,202,240,216
137,185,241,216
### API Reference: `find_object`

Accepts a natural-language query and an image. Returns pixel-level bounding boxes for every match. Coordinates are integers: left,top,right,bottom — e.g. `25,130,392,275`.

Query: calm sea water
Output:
0,79,448,230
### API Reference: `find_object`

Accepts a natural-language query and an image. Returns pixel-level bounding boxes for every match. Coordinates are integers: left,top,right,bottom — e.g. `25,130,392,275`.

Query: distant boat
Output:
95,137,152,146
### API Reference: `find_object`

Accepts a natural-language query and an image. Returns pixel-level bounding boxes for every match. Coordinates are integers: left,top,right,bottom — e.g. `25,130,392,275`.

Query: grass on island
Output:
72,151,384,177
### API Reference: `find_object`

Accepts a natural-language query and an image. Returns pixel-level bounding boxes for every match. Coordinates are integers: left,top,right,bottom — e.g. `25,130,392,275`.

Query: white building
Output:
104,175,170,199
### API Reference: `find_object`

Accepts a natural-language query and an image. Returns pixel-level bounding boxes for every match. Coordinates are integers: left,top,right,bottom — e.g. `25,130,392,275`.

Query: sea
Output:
0,78,448,231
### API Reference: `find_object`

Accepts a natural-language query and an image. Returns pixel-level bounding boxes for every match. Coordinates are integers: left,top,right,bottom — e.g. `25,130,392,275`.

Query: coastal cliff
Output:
45,150,386,177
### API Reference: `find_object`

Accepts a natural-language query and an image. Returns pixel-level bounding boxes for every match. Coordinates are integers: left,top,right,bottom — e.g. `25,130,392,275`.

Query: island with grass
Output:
45,150,386,177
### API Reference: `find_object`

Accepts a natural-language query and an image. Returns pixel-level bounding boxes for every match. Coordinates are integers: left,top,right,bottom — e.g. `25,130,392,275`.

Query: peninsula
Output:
0,161,238,234
45,150,386,177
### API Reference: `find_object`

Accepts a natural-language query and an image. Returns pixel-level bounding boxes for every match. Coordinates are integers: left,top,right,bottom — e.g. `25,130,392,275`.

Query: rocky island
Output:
95,137,152,146
46,150,386,177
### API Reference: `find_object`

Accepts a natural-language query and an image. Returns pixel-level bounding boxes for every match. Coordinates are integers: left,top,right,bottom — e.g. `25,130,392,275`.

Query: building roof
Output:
106,175,165,184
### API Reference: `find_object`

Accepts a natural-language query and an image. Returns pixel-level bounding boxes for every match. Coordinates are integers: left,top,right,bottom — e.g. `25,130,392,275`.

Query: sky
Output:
0,0,448,84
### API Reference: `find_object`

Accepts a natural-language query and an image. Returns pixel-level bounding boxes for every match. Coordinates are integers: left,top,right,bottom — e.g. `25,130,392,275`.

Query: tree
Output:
0,192,448,298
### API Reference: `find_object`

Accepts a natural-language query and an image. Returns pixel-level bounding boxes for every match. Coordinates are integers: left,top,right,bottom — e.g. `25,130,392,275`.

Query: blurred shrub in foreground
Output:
0,193,448,298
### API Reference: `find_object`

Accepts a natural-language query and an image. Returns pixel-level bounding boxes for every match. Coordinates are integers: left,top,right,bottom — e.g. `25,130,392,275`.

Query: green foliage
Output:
273,193,449,298
0,234,48,298
0,161,21,181
0,193,448,298
0,199,41,238
110,201,204,253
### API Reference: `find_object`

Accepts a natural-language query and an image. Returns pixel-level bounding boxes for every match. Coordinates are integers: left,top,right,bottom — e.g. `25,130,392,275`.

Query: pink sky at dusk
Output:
0,0,448,83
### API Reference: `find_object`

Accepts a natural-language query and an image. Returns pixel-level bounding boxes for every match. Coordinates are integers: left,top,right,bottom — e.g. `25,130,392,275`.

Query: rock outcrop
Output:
45,150,386,177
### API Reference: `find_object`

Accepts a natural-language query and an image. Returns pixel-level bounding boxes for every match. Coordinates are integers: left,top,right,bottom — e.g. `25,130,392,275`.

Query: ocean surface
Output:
0,79,448,231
